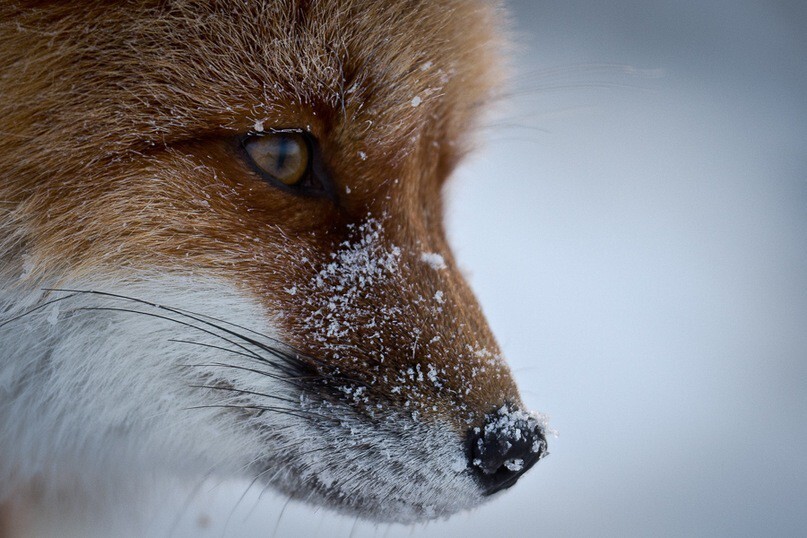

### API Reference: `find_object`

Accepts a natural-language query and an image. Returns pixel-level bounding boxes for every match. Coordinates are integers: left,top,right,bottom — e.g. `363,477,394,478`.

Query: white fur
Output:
0,271,481,532
0,276,269,528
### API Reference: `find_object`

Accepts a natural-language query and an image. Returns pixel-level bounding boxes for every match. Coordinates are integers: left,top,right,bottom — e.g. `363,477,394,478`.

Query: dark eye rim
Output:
238,129,338,203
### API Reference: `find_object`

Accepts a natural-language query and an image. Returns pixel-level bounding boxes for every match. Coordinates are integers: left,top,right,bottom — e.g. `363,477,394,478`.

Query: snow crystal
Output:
357,151,367,161
504,458,524,472
483,405,549,447
295,216,522,425
302,218,402,347
420,61,433,71
426,364,444,389
420,252,447,270
253,119,265,132
410,96,422,107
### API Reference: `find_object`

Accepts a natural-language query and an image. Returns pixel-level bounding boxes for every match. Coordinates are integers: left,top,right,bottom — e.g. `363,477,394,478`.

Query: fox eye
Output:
240,130,336,201
242,132,310,187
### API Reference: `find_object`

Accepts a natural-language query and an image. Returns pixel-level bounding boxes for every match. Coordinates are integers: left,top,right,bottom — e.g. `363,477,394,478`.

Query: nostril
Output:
467,405,548,495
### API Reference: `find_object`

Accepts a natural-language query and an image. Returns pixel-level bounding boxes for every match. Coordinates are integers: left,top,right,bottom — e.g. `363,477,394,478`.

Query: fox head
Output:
0,0,547,524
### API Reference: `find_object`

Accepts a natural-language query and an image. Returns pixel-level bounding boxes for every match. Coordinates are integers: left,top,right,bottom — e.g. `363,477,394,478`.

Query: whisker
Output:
177,343,373,399
0,291,80,329
189,384,298,406
68,301,272,366
167,310,315,369
237,443,308,523
166,471,212,538
168,339,308,382
166,305,288,348
349,516,360,538
168,338,260,363
179,362,324,393
71,306,308,383
49,288,319,374
186,404,332,422
222,476,255,536
42,289,373,404
48,291,361,381
71,304,267,364
271,496,293,538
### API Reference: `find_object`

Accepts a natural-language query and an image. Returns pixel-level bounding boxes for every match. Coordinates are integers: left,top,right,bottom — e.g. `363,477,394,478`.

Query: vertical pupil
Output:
276,136,291,170
245,132,309,186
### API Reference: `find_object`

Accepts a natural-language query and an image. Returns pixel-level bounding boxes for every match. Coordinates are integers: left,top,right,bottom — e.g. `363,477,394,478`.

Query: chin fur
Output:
0,272,483,524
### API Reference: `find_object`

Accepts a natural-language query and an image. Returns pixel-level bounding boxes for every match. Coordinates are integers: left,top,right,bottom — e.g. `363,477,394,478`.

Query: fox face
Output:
0,0,547,526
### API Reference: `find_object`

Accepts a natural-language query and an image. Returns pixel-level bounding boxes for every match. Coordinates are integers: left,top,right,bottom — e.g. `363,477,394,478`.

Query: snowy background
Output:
169,1,807,536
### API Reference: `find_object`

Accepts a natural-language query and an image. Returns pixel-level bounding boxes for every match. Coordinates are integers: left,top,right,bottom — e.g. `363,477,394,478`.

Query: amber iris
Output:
243,132,310,186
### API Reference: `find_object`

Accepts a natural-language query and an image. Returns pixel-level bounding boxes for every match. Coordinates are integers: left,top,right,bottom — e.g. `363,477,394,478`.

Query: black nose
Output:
467,405,548,495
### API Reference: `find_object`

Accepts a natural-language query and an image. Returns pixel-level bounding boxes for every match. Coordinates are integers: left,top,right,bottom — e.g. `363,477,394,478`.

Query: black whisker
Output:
178,362,318,392
75,305,308,380
186,403,332,422
68,303,266,362
169,339,306,379
48,288,320,375
0,291,80,329
36,288,377,407
189,384,298,406
168,338,260,362
82,304,370,392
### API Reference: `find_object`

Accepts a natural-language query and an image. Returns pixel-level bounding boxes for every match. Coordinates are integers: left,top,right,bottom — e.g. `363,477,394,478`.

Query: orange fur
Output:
0,0,545,532
1,0,515,419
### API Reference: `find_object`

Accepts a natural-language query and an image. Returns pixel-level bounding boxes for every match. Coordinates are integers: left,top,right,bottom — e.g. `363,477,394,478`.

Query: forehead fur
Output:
1,0,506,163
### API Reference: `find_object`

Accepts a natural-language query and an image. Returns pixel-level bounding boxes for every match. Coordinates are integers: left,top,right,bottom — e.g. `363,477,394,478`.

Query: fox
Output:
0,0,548,535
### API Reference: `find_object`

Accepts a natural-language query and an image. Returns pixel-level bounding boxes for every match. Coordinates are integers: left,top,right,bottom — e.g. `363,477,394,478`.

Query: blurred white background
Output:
170,1,807,536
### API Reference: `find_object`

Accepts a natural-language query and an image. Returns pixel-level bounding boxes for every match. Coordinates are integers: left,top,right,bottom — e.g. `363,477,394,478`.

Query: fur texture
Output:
0,0,546,533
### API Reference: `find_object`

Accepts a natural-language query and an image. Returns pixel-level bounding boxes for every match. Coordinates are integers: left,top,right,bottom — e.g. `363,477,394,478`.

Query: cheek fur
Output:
0,275,274,501
0,271,489,522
